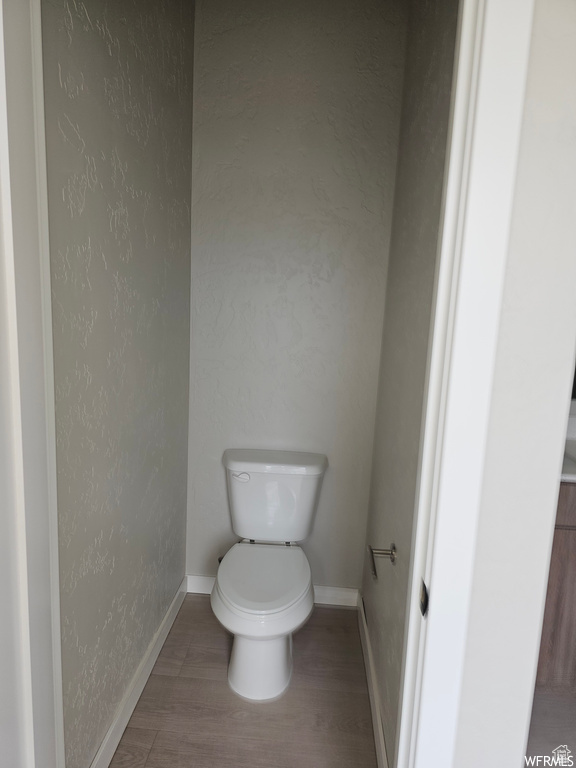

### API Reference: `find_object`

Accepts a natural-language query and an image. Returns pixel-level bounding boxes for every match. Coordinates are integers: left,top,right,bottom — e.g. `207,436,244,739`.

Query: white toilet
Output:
210,448,328,701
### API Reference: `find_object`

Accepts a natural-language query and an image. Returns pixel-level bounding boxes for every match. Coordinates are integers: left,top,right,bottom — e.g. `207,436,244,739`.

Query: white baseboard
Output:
313,585,359,607
89,577,187,768
186,574,358,608
358,595,389,768
186,574,215,594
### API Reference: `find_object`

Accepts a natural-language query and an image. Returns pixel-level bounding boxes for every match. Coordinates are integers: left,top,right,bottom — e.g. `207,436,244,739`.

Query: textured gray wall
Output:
187,0,407,588
41,1,193,765
362,0,459,758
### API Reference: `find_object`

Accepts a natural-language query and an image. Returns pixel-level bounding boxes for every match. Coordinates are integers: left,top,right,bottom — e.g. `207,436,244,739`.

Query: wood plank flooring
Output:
527,688,576,759
110,594,377,768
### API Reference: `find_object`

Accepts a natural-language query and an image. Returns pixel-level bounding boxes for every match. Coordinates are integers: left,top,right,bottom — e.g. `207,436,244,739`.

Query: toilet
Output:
210,448,328,701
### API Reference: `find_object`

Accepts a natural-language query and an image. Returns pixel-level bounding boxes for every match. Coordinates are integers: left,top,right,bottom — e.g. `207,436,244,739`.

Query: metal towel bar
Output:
368,544,397,577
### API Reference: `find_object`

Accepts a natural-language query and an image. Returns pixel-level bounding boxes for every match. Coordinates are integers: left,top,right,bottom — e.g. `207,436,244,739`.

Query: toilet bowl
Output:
211,448,328,701
211,541,314,700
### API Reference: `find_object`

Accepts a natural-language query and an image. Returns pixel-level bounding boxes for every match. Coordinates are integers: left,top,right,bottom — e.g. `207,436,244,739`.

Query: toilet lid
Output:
217,543,311,615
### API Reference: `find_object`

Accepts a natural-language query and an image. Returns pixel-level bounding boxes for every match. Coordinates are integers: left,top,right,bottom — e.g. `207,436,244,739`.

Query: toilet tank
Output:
222,449,328,542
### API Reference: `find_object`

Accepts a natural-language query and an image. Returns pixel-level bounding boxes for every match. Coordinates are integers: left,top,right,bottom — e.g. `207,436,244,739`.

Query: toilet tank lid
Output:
223,449,328,476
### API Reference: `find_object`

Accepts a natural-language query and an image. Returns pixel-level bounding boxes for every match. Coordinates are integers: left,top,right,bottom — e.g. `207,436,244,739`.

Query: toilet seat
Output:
217,542,311,615
211,540,315,700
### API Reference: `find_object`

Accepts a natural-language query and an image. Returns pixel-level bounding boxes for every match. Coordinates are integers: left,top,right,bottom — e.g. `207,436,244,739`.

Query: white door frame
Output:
403,0,535,762
402,0,576,765
0,0,64,766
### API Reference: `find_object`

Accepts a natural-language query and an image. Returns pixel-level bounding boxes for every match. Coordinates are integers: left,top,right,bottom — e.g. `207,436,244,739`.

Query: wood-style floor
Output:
110,594,377,767
527,688,576,759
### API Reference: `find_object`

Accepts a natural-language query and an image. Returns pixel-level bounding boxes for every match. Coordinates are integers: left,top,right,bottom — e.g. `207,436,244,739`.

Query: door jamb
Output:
395,0,536,765
0,0,65,765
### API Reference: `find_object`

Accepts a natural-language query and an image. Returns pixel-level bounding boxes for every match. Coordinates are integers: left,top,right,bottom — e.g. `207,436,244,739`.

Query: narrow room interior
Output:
39,0,457,764
7,0,569,767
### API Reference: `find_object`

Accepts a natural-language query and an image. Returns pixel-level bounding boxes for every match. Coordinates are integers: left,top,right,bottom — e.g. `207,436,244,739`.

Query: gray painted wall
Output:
362,0,459,758
41,1,193,765
187,0,407,588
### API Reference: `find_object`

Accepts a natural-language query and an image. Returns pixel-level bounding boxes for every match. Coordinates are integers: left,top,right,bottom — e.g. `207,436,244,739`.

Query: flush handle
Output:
232,472,250,483
368,544,397,578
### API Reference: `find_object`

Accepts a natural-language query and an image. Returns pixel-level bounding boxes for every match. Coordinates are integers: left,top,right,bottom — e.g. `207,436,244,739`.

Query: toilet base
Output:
228,634,293,701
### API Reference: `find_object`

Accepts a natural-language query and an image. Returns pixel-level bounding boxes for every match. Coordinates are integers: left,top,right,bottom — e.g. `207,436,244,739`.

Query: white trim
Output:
0,12,35,763
396,0,484,763
186,575,359,608
313,586,358,608
30,0,65,761
357,596,389,768
1,1,64,765
89,579,186,768
411,0,536,765
186,574,215,595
